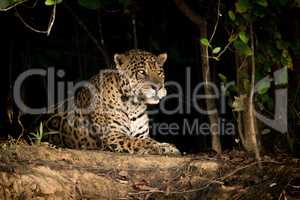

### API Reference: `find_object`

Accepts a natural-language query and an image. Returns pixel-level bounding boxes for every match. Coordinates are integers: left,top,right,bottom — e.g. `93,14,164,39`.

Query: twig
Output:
220,161,280,181
15,8,47,34
209,0,221,43
277,178,292,200
216,32,236,59
278,190,287,200
0,0,27,11
130,160,282,197
15,1,57,36
46,0,57,36
129,179,222,196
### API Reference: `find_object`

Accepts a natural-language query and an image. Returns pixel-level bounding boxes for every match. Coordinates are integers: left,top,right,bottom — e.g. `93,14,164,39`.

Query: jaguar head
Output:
114,50,168,104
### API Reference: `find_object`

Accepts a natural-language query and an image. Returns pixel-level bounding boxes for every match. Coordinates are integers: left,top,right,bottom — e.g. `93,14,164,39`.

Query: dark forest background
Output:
0,0,300,155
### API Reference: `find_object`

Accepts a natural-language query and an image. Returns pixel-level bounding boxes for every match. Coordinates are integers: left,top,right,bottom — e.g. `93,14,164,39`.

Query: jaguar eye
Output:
138,70,146,75
136,70,147,79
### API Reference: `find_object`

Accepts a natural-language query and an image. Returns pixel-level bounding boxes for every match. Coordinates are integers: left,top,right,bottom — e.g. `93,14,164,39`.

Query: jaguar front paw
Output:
156,143,181,155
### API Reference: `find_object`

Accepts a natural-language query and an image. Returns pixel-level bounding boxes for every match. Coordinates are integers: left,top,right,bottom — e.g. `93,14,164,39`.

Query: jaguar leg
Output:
102,131,180,155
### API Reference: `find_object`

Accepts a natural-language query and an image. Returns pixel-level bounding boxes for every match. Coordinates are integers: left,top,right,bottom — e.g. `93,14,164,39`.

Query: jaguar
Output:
43,49,180,155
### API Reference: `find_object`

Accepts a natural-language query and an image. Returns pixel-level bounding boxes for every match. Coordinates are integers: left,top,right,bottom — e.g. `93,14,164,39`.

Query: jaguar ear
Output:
114,53,128,69
157,53,167,66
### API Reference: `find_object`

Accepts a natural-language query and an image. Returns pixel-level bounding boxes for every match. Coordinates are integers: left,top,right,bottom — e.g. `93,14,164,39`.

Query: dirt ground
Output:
0,140,299,200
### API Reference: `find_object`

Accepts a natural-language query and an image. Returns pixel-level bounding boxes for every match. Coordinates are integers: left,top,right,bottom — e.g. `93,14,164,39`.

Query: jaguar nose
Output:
150,84,159,91
150,80,163,91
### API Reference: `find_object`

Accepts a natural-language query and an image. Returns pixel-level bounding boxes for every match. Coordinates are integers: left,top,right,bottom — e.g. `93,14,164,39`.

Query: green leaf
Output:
212,47,221,54
218,73,227,83
45,0,63,6
256,78,271,95
228,10,236,21
239,31,249,44
278,48,293,69
242,47,252,56
212,56,220,61
78,0,101,10
200,38,210,47
256,0,268,7
29,132,38,138
39,122,43,135
235,0,250,13
234,40,253,56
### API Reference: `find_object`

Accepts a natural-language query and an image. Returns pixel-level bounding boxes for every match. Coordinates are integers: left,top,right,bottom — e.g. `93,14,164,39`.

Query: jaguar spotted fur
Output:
43,49,180,155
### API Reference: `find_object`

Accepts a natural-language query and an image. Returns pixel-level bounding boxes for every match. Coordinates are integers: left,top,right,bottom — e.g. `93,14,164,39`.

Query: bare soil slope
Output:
0,143,299,200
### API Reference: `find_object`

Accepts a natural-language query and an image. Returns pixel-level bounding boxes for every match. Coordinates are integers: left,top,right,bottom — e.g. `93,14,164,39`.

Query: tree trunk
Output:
235,25,260,159
199,21,222,153
174,0,221,153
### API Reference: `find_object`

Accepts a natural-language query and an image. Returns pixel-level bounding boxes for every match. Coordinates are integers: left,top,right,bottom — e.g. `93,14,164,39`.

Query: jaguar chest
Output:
127,104,149,138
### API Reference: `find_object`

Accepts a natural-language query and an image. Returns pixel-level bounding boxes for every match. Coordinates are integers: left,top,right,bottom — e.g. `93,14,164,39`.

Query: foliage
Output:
28,122,58,145
212,47,221,54
199,0,295,117
45,0,63,6
223,0,295,115
233,39,252,57
199,37,224,61
200,38,211,47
